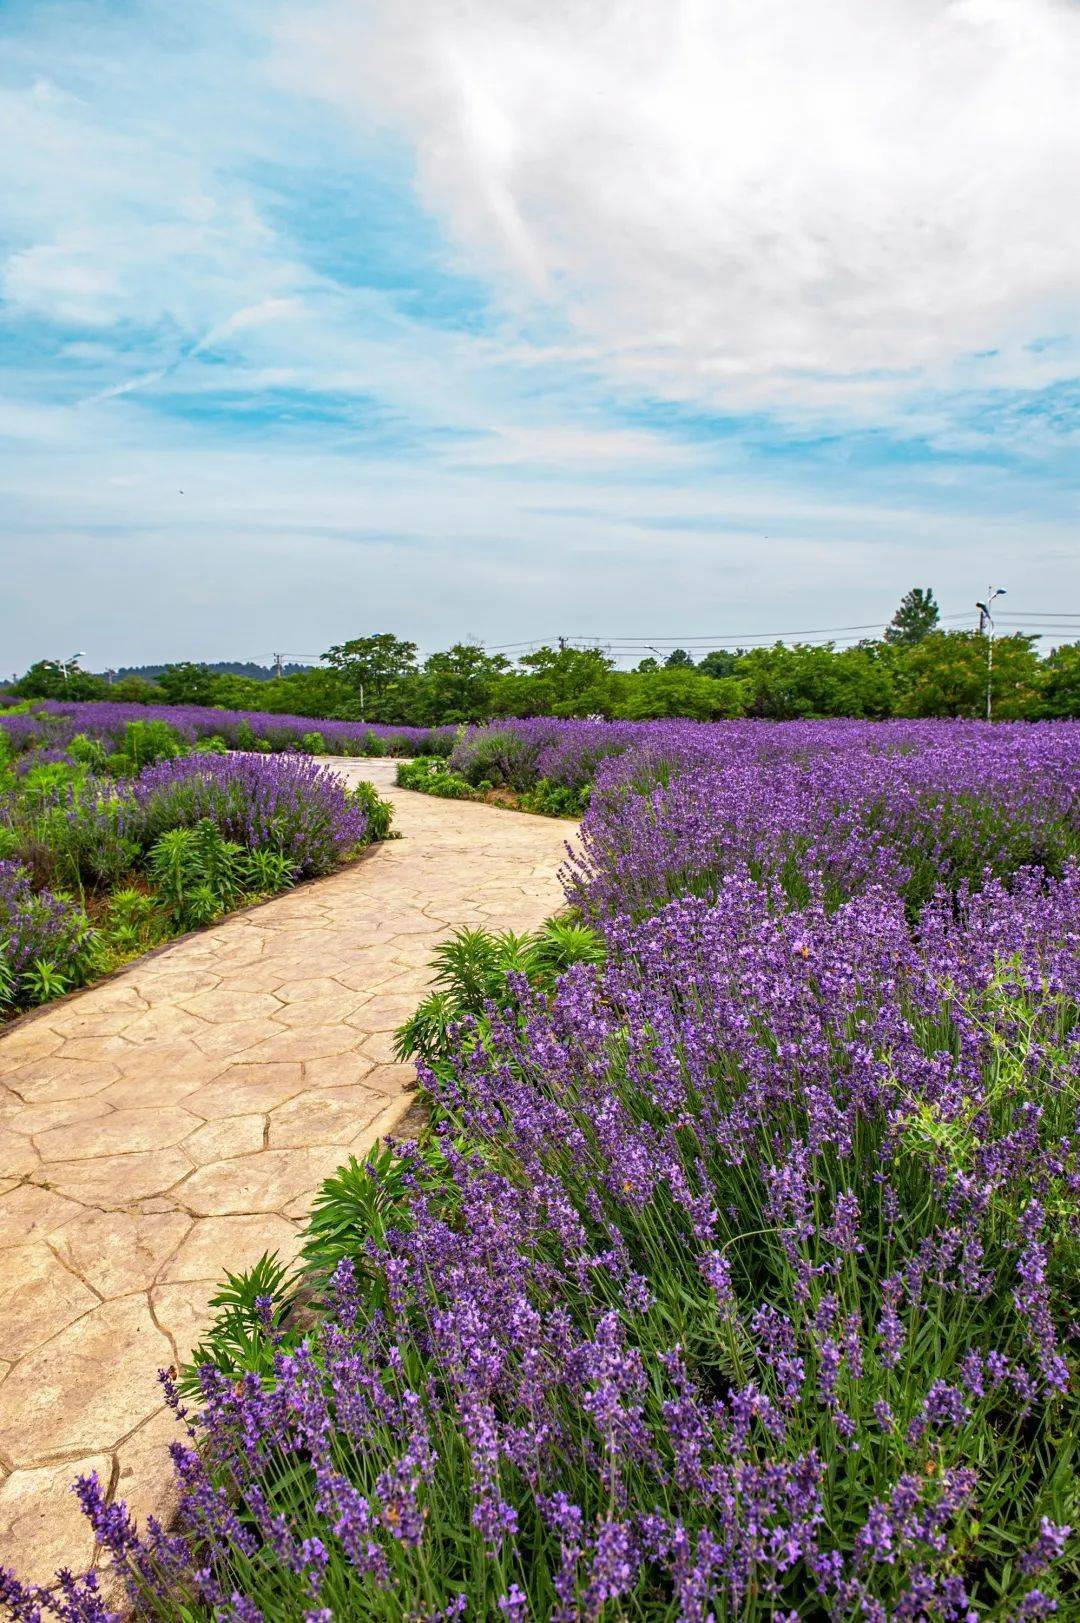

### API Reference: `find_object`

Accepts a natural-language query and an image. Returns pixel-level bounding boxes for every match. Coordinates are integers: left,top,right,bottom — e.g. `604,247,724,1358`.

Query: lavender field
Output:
2,713,1078,1619
0,699,393,1013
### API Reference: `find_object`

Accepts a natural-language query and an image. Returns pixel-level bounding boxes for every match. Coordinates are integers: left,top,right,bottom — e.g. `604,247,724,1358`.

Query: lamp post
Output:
59,651,85,685
975,590,1005,722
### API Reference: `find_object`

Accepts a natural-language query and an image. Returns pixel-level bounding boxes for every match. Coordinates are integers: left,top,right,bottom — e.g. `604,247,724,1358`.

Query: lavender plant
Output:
129,754,372,879
5,868,1075,1619
0,860,98,1005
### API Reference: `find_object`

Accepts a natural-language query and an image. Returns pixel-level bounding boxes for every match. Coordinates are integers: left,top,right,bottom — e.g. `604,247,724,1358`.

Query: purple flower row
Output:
0,860,97,982
128,753,369,878
560,717,1079,918
0,699,452,760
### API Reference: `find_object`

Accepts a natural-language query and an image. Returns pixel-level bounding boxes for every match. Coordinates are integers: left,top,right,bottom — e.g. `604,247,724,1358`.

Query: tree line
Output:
9,592,1079,723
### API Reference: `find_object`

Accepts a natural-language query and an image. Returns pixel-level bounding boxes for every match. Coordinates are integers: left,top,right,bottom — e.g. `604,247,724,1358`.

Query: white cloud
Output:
283,0,1080,416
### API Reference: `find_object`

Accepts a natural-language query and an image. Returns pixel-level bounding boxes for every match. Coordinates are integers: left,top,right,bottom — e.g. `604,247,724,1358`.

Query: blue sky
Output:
1,0,1078,672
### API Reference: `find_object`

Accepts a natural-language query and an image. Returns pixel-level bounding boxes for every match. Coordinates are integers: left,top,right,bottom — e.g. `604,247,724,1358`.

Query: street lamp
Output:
975,590,1005,721
59,651,85,684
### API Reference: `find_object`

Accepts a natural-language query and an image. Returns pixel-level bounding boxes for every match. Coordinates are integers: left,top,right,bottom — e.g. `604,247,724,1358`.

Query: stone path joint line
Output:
0,760,573,1584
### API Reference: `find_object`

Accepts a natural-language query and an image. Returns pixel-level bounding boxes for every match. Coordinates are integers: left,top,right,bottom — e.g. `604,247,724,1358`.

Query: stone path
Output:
0,761,573,1585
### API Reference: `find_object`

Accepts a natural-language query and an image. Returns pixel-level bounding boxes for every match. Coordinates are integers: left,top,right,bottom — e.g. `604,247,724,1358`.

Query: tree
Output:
13,660,107,701
615,668,746,720
885,588,940,646
1037,642,1080,719
493,646,619,718
109,674,165,704
664,648,695,669
322,634,418,721
697,649,739,679
412,645,510,725
896,631,1040,719
156,663,221,705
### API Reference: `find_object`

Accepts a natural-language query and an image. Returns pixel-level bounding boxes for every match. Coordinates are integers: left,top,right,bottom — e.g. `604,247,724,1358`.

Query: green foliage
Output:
11,616,1079,724
155,663,222,705
616,667,747,720
408,643,511,724
529,915,607,980
696,647,740,678
119,719,184,772
518,777,588,817
394,918,606,1064
67,732,109,772
11,660,107,701
1040,643,1080,719
349,778,396,841
885,585,941,645
241,847,295,895
322,633,419,721
0,949,16,1010
21,955,72,1003
396,757,479,799
184,1253,300,1394
496,644,620,718
897,631,1040,719
146,821,245,929
300,730,326,754
299,1140,455,1295
100,886,163,959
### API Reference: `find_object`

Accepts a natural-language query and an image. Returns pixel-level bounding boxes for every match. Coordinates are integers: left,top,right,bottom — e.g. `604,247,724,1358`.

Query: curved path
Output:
0,762,574,1585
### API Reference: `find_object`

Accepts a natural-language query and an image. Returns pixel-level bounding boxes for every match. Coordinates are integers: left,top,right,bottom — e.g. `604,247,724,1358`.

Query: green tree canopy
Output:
897,631,1040,719
697,649,739,679
1040,643,1080,719
12,660,107,701
884,587,940,646
156,663,221,705
322,634,418,720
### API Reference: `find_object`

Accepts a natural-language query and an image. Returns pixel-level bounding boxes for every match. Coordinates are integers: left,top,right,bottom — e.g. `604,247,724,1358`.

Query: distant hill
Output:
108,661,315,682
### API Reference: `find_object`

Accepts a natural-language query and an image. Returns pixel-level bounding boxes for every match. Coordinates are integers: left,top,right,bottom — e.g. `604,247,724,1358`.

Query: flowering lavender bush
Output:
6,865,1076,1619
129,754,372,878
0,860,97,1003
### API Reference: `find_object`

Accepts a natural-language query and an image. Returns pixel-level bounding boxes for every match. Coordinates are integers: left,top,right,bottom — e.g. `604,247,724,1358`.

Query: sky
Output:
1,0,1078,673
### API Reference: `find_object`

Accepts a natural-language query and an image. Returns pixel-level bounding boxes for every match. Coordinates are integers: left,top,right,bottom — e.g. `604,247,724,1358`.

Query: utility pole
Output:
557,636,567,652
975,587,1006,721
272,652,284,679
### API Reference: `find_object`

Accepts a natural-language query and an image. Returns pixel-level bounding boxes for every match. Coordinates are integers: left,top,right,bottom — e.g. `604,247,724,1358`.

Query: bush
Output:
396,757,479,800
0,860,98,1008
131,753,371,878
349,778,395,842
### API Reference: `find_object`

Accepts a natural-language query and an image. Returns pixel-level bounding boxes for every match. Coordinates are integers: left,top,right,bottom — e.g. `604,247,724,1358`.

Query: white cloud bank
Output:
283,0,1080,416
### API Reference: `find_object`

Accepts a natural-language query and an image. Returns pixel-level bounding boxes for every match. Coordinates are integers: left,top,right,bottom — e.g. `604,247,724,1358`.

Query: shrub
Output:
396,757,479,800
0,860,98,1007
349,778,396,842
131,753,371,877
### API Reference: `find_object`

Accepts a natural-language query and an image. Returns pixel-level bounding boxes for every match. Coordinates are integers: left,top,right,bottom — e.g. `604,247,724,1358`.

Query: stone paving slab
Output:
0,760,574,1585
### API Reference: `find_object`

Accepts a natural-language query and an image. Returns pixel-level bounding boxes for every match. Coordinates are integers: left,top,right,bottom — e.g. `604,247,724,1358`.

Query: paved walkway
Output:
0,762,573,1585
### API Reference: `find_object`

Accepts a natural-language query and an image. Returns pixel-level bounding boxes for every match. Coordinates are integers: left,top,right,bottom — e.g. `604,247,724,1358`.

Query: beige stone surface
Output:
0,1456,112,1587
0,759,573,1582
